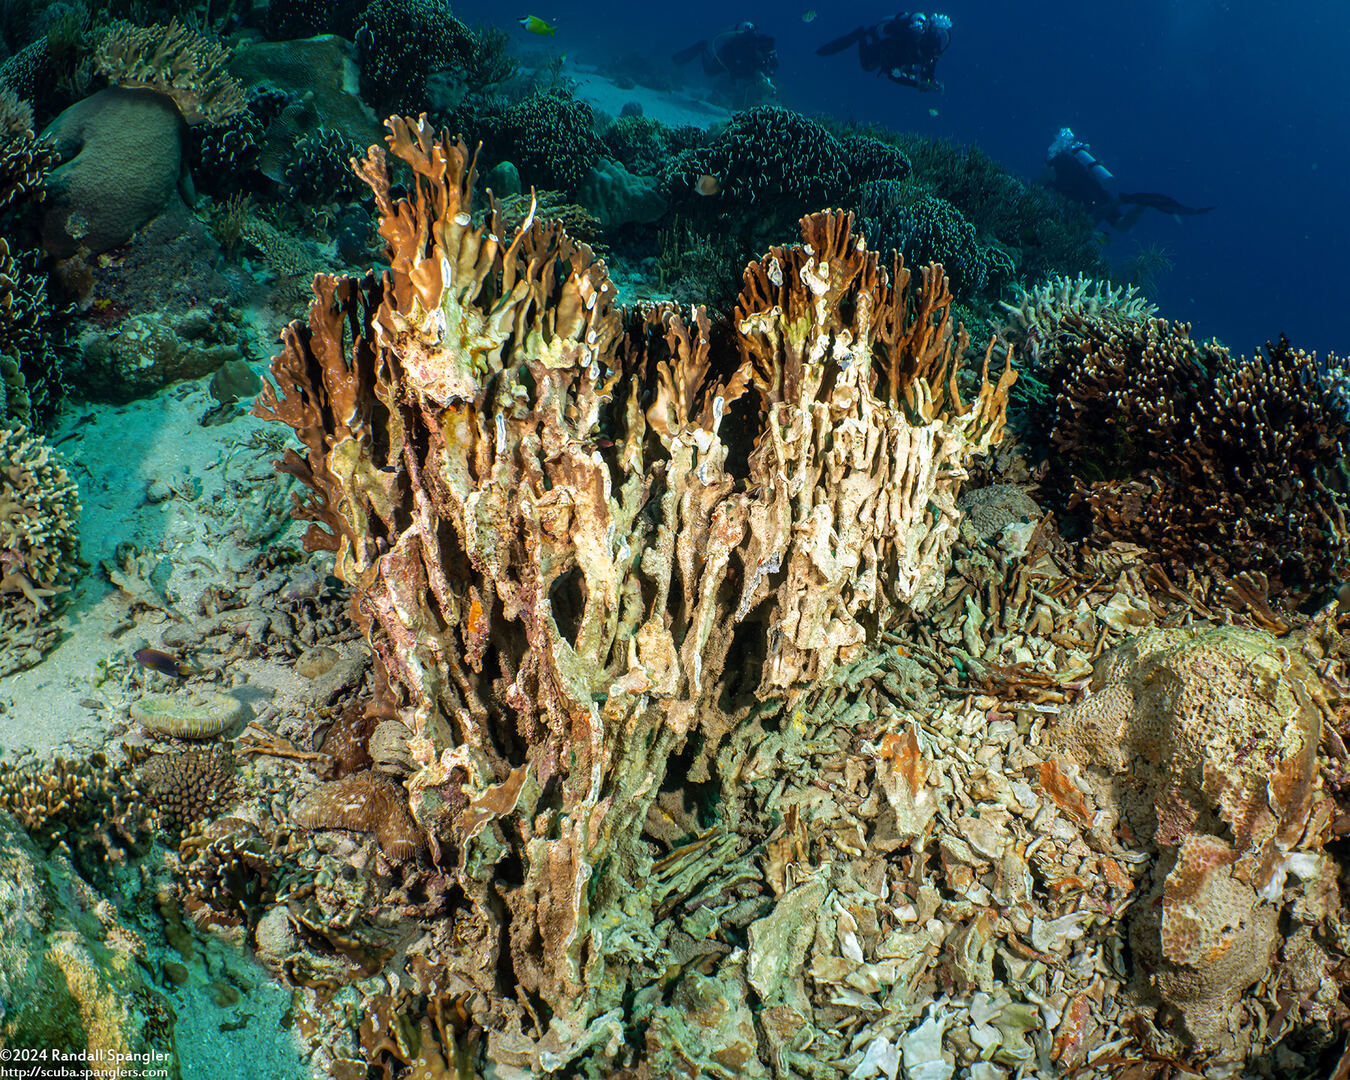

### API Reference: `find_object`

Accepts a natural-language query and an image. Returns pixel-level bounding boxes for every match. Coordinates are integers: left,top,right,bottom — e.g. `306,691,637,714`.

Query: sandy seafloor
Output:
0,62,734,1079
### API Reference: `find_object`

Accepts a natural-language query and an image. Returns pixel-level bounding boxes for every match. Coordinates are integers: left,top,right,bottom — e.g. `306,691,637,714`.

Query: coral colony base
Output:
0,12,1347,1080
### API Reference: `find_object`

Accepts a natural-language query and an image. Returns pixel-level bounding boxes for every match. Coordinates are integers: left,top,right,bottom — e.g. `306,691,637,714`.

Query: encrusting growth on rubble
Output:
256,114,1013,1063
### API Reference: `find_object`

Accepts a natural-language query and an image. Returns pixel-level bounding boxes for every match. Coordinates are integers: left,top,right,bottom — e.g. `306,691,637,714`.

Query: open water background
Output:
455,0,1349,358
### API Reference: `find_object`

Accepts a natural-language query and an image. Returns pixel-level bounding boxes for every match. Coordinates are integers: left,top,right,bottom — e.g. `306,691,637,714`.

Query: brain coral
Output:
1051,624,1326,1052
0,425,79,616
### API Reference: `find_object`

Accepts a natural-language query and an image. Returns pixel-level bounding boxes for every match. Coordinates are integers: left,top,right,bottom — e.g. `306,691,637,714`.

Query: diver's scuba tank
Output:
1048,127,1113,183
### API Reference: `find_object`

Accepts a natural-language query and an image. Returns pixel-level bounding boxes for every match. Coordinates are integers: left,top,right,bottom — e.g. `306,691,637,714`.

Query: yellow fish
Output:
519,14,557,35
802,8,817,21
928,107,940,117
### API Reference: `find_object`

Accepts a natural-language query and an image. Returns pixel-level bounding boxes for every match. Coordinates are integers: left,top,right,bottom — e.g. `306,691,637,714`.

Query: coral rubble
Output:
256,114,1013,1066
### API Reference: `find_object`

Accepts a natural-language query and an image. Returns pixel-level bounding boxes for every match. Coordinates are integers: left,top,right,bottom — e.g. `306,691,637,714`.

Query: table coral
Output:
255,115,1014,1062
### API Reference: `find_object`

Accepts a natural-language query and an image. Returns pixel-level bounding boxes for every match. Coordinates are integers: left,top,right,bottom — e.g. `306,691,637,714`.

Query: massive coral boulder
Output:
1051,624,1334,1062
39,21,247,258
256,115,1013,1069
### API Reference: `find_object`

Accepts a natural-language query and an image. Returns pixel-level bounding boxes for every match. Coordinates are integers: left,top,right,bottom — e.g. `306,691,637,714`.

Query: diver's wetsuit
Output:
674,27,778,83
713,28,778,80
817,12,949,89
1046,130,1214,228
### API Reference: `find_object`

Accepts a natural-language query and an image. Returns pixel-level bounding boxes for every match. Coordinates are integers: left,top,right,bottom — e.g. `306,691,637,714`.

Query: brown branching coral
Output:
255,115,1013,1060
95,19,246,126
0,423,80,616
1038,317,1350,599
0,753,151,877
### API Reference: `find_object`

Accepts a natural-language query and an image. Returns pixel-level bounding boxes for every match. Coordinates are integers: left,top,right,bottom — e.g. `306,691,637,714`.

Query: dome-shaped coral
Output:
1051,624,1328,1055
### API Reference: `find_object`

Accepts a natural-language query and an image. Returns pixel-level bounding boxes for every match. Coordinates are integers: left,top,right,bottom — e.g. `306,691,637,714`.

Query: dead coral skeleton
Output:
253,114,1014,1067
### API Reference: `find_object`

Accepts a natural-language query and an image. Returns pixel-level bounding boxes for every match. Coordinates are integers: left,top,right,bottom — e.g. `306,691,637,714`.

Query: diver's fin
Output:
672,40,708,65
1117,204,1146,231
816,27,867,56
1120,192,1214,215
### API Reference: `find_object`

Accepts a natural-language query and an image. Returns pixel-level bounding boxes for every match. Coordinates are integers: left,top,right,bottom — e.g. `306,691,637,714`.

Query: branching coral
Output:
355,0,473,113
998,273,1157,373
1036,317,1350,596
473,92,607,195
676,105,849,212
255,116,1013,1063
0,423,79,616
0,87,54,215
0,753,151,881
94,19,246,126
0,238,70,427
858,182,1007,300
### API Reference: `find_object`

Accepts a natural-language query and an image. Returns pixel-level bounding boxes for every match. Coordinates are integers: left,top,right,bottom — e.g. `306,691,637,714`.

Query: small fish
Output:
134,647,185,679
519,15,556,35
694,174,721,196
802,8,817,21
928,107,940,117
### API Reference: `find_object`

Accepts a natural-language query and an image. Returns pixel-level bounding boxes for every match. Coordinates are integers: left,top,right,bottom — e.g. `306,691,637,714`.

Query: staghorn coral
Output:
136,745,238,831
0,423,79,618
254,116,1014,1060
293,771,423,861
1051,624,1328,1058
94,19,246,126
0,86,55,214
1039,318,1350,596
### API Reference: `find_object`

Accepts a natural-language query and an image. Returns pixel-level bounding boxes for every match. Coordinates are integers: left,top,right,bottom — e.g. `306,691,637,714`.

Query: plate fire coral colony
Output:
0,7,1347,1080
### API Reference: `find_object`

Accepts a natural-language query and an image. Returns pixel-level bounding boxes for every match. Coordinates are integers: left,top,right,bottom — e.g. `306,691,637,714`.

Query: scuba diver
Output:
816,12,952,92
673,22,778,96
1046,128,1214,228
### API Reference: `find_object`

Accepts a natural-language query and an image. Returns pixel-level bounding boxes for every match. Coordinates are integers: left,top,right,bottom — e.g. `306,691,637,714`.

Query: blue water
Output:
456,0,1349,358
